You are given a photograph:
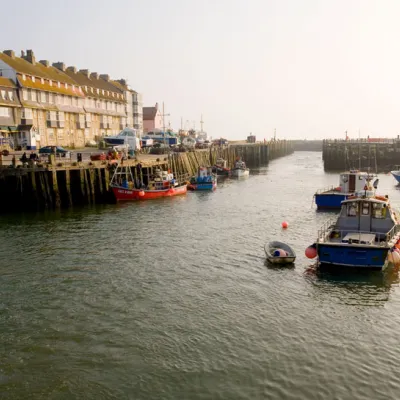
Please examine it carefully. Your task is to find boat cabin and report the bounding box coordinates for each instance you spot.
[215,158,227,168]
[333,194,395,242]
[337,170,372,193]
[234,159,247,169]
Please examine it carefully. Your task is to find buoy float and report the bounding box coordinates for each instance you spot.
[273,249,287,257]
[305,245,317,259]
[139,190,145,197]
[282,221,289,229]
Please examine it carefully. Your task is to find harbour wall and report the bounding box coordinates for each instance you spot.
[323,139,400,172]
[0,141,294,212]
[292,140,323,151]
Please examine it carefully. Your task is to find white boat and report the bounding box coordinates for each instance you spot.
[231,158,249,177]
[264,241,296,264]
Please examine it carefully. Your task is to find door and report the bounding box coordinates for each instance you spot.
[349,174,356,192]
[359,201,371,232]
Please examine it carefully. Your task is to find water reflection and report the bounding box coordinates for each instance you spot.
[304,264,400,306]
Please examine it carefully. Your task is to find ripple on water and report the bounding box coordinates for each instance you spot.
[1,152,400,399]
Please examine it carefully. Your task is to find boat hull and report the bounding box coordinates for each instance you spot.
[212,166,230,176]
[232,169,249,178]
[317,243,389,269]
[391,172,400,183]
[315,193,348,209]
[112,185,187,201]
[188,182,216,191]
[266,256,296,264]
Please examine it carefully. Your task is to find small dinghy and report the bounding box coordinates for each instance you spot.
[264,241,296,264]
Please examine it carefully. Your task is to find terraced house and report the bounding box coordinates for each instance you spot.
[0,76,20,143]
[0,49,133,149]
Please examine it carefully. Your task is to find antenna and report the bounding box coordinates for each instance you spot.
[358,129,361,170]
[160,102,170,148]
[200,114,204,132]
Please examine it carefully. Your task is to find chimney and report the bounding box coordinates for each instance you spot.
[52,62,66,71]
[90,72,99,80]
[100,74,110,81]
[117,79,127,86]
[25,49,36,65]
[67,66,77,73]
[155,102,158,110]
[79,69,90,77]
[3,50,15,59]
[39,60,50,67]
[21,50,25,58]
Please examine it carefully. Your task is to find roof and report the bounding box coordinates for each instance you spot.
[0,77,16,88]
[18,74,85,97]
[143,105,158,120]
[0,52,77,85]
[63,70,126,102]
[110,80,128,91]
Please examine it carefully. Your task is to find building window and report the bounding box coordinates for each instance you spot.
[21,108,33,119]
[0,107,10,117]
[41,78,44,84]
[32,76,36,83]
[22,89,28,101]
[49,80,53,86]
[57,129,64,139]
[22,74,26,81]
[97,88,100,94]
[47,129,54,138]
[31,90,37,102]
[47,111,57,121]
[65,83,68,89]
[57,82,61,88]
[0,90,6,100]
[9,91,13,101]
[57,111,65,122]
[40,92,46,103]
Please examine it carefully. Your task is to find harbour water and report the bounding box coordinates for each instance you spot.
[1,151,400,399]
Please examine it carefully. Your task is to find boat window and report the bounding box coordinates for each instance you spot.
[347,202,358,217]
[372,203,386,219]
[361,202,370,215]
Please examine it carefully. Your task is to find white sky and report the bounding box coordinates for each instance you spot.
[2,0,400,140]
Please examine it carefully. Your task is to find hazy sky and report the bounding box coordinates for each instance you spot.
[2,0,400,140]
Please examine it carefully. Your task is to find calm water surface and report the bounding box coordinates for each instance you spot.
[1,151,400,399]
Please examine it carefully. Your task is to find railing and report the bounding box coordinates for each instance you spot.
[315,185,337,195]
[317,219,400,245]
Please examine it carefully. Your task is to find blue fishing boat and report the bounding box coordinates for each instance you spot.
[188,167,217,191]
[307,178,400,269]
[390,165,400,183]
[314,170,373,210]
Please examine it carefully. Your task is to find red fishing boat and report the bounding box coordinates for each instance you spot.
[110,164,187,201]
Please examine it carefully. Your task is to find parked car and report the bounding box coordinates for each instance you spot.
[39,146,70,158]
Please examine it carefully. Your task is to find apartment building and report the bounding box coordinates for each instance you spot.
[0,77,20,141]
[0,49,132,149]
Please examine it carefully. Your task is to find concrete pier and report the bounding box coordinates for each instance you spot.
[322,139,400,171]
[0,141,294,212]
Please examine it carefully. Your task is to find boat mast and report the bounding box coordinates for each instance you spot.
[200,114,204,132]
[358,128,361,170]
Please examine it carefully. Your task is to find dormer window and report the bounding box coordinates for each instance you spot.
[97,88,100,94]
[22,74,26,81]
[49,80,53,86]
[65,83,68,89]
[72,85,75,91]
[91,87,93,93]
[112,92,115,97]
[41,78,44,84]
[57,82,61,88]
[102,90,105,95]
[32,76,35,82]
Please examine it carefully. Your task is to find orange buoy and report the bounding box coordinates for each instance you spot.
[139,190,145,197]
[282,221,289,229]
[305,246,317,259]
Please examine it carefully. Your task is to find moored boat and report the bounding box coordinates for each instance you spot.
[307,178,400,269]
[188,167,217,191]
[211,158,231,176]
[390,165,400,184]
[111,164,187,201]
[314,170,375,210]
[265,241,296,264]
[231,158,249,177]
